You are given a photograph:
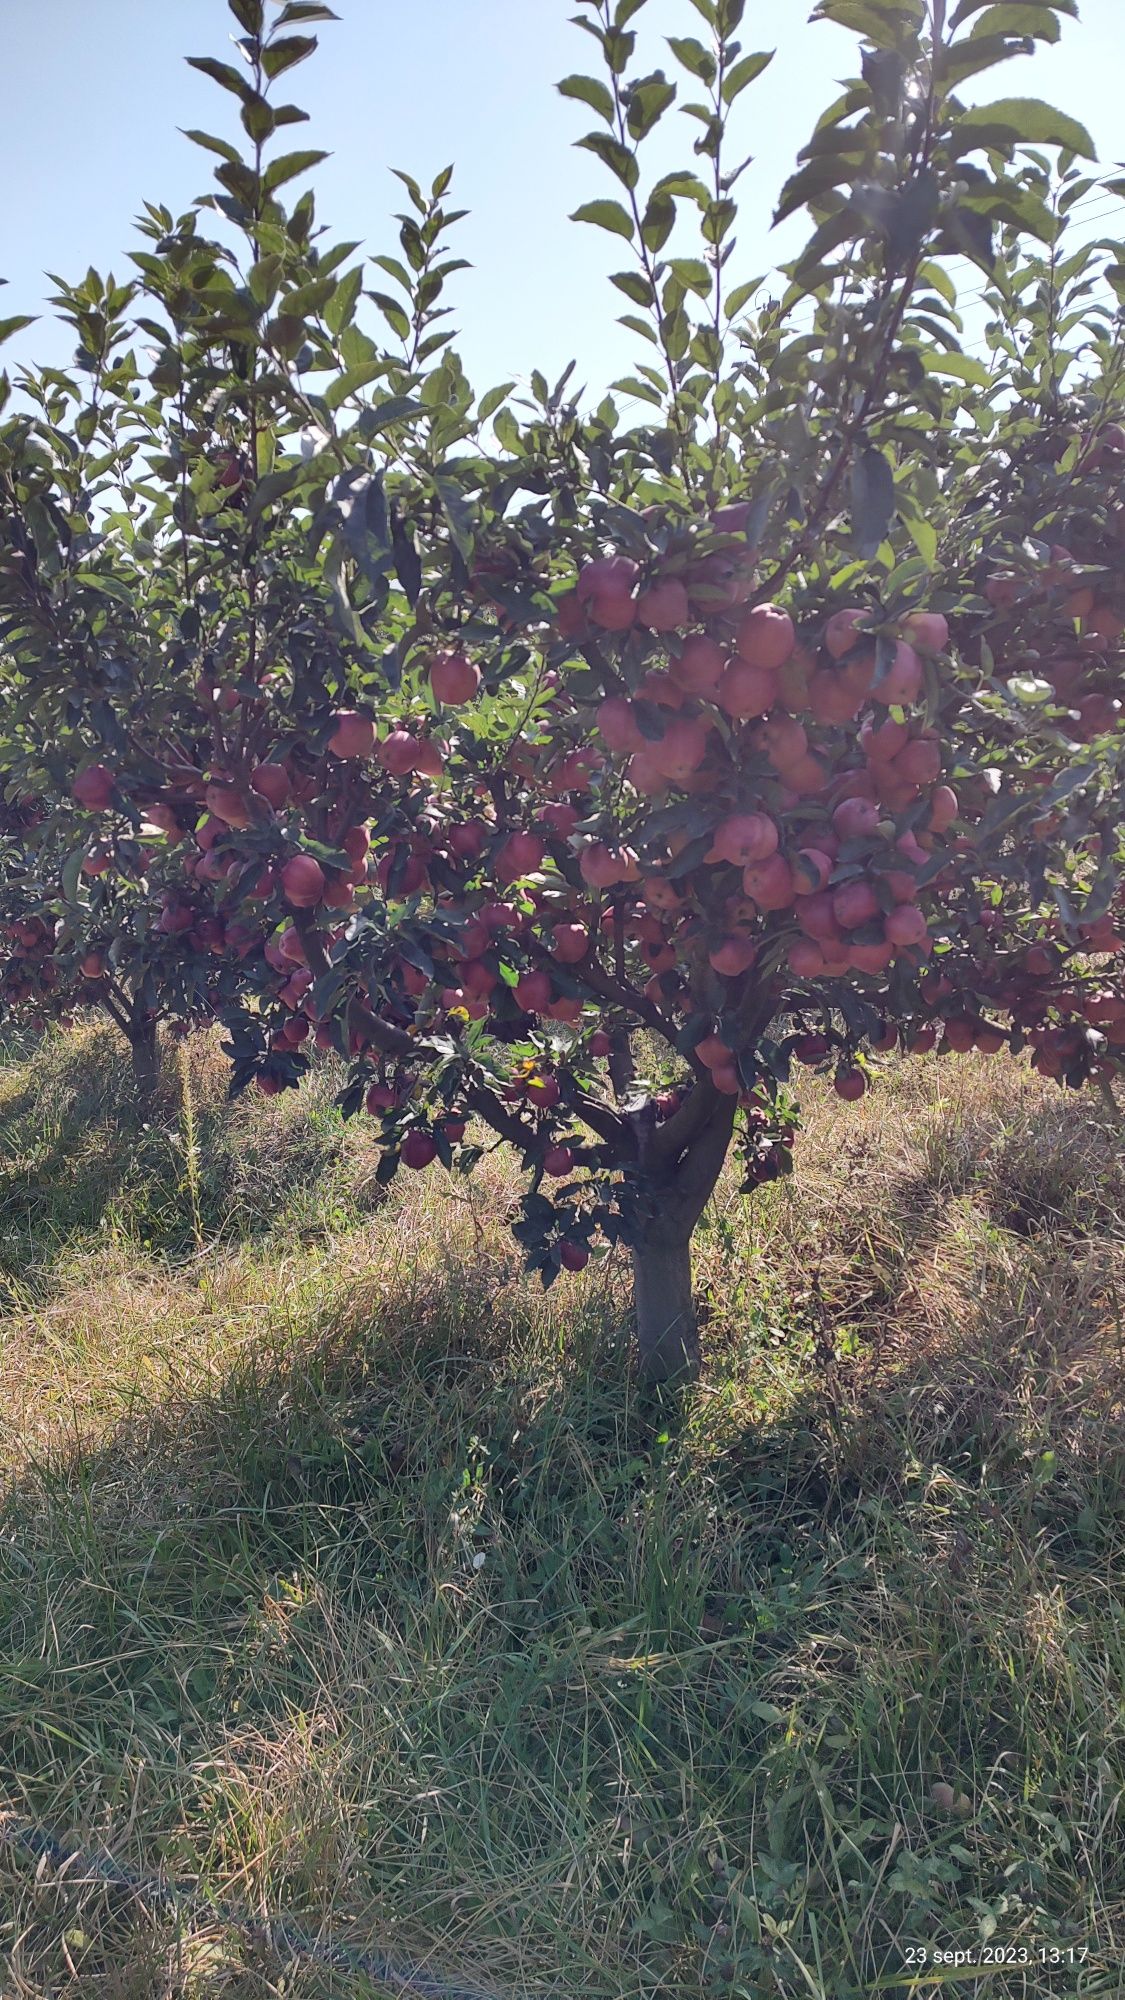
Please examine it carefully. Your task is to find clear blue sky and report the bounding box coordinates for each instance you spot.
[2,0,1122,399]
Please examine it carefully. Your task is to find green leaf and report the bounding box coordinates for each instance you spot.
[641,190,675,252]
[851,446,896,557]
[576,132,640,189]
[261,34,318,78]
[478,381,516,421]
[950,0,1074,25]
[724,277,759,319]
[612,375,664,405]
[668,257,712,296]
[652,170,710,204]
[245,465,302,523]
[557,73,615,122]
[368,291,411,341]
[263,148,328,193]
[360,395,424,434]
[493,408,522,453]
[276,2,340,20]
[324,264,364,335]
[181,128,243,165]
[186,56,254,103]
[666,36,716,83]
[902,511,938,564]
[570,199,634,241]
[610,269,655,306]
[968,5,1062,42]
[722,49,774,101]
[436,477,476,561]
[950,98,1096,161]
[617,313,658,344]
[921,349,990,386]
[0,314,35,345]
[626,73,677,140]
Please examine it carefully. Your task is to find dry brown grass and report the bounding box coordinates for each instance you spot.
[1,1026,1123,1997]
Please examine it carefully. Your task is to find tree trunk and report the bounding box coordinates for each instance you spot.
[632,1226,699,1383]
[628,1083,737,1385]
[129,1017,160,1101]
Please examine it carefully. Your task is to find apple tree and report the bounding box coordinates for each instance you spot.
[2,0,1124,1379]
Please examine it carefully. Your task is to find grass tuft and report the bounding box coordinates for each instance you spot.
[1,1028,1123,1995]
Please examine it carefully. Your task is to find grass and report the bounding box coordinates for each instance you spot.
[1,1021,1123,1997]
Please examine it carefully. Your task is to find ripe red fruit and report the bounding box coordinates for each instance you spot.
[250,763,290,809]
[650,716,710,783]
[758,712,808,771]
[709,933,758,977]
[525,1073,561,1107]
[552,923,589,964]
[559,1240,589,1272]
[832,881,880,930]
[671,634,727,694]
[789,937,827,977]
[696,1033,733,1070]
[641,876,684,913]
[736,603,795,671]
[328,710,376,760]
[597,696,644,754]
[80,950,105,978]
[741,852,794,912]
[580,841,633,889]
[81,846,111,877]
[497,831,545,881]
[281,855,326,908]
[589,1030,612,1058]
[401,1131,438,1170]
[576,554,640,630]
[412,738,444,781]
[794,1032,829,1064]
[205,782,253,830]
[515,971,553,1012]
[342,824,371,873]
[834,1066,867,1101]
[715,660,777,719]
[708,812,779,867]
[832,797,881,842]
[543,1144,575,1177]
[797,892,844,943]
[902,610,948,656]
[793,847,832,893]
[895,738,942,788]
[875,642,923,706]
[943,1017,980,1054]
[430,651,481,705]
[884,903,929,948]
[72,764,115,811]
[555,588,589,641]
[379,730,420,776]
[635,578,689,632]
[824,608,871,660]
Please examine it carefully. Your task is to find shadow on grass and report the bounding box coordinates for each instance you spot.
[0,1022,375,1290]
[1,1215,1123,1999]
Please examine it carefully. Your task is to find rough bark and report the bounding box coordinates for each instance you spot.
[129,1016,161,1100]
[630,1084,737,1384]
[632,1226,699,1383]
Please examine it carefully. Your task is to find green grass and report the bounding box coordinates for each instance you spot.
[1,1021,1123,1996]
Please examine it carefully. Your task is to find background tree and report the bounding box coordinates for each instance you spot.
[2,0,1123,1379]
